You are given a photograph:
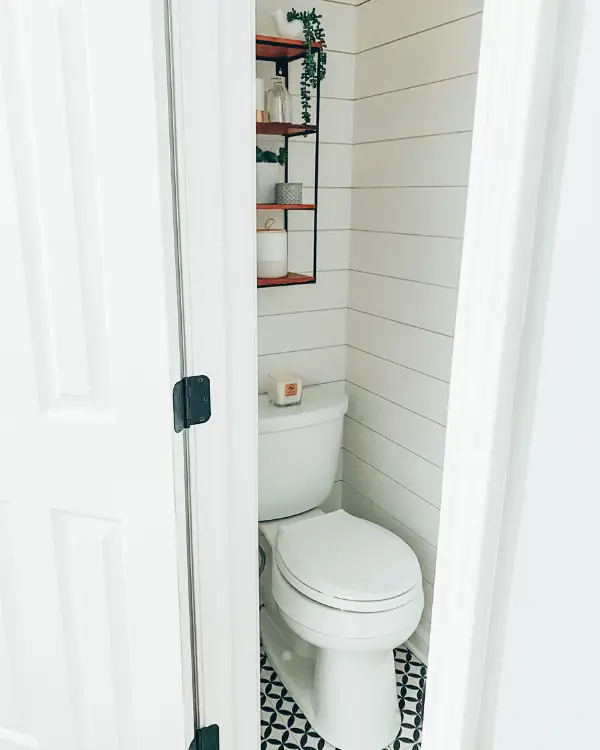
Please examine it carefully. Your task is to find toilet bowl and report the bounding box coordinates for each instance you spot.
[260,509,424,750]
[258,383,424,750]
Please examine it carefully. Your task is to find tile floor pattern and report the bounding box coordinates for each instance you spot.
[260,645,426,750]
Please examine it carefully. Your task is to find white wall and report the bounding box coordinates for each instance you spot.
[342,0,483,657]
[476,2,600,746]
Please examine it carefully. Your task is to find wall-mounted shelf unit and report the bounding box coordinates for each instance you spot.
[256,34,322,289]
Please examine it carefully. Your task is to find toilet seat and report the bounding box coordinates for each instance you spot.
[275,552,421,613]
[275,510,422,613]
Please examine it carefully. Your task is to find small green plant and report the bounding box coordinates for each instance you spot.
[287,8,327,127]
[256,146,287,165]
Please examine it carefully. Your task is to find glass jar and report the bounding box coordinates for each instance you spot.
[266,76,292,124]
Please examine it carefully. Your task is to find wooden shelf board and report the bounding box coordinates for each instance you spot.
[257,122,316,137]
[256,35,322,62]
[257,203,315,211]
[257,273,315,288]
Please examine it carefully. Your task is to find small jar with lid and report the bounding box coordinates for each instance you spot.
[257,219,288,278]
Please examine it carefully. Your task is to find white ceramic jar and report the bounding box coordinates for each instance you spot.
[257,222,288,278]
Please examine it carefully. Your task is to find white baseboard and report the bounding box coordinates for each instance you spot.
[406,620,430,666]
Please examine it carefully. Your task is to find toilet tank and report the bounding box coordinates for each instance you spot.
[258,383,349,521]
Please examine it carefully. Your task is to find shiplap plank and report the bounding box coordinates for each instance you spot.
[342,450,440,546]
[347,309,453,382]
[355,15,482,99]
[351,231,463,288]
[353,133,472,187]
[358,0,483,53]
[344,417,443,507]
[346,382,446,467]
[347,346,449,425]
[258,309,347,355]
[349,271,458,336]
[352,186,468,237]
[354,75,478,143]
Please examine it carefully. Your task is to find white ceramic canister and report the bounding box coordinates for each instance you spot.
[257,219,288,279]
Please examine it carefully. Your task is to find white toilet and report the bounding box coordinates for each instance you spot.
[259,382,424,750]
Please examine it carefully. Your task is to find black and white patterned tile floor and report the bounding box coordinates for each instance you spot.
[260,645,426,750]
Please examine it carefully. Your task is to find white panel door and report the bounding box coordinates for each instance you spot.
[0,1,188,749]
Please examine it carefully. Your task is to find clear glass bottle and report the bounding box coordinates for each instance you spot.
[266,76,292,124]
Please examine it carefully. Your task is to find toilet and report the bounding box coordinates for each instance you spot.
[259,382,424,750]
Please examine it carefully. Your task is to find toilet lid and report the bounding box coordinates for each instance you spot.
[275,510,422,609]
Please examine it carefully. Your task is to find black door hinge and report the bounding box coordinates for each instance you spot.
[173,375,211,432]
[188,724,219,750]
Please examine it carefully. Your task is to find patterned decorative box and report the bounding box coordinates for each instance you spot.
[276,182,303,205]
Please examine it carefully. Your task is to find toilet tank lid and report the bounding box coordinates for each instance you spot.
[258,382,349,434]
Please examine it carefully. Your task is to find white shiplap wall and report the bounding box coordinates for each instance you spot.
[342,0,483,658]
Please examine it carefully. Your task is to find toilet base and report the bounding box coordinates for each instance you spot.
[261,608,401,750]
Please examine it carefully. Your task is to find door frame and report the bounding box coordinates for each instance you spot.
[422,1,562,749]
[166,0,260,748]
[168,0,565,748]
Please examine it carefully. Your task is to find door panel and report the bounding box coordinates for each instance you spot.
[0,1,188,748]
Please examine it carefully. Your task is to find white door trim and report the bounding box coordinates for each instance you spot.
[167,0,260,748]
[422,2,561,749]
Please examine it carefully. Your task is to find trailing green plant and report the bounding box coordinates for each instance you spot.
[256,146,287,165]
[286,8,327,127]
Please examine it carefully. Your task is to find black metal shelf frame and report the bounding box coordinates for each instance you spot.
[256,37,322,288]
